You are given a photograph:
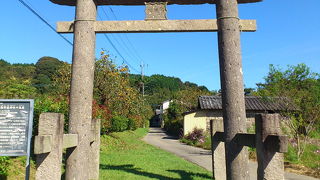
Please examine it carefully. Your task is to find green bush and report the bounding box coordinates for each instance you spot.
[111,116,128,132]
[34,95,69,134]
[127,118,137,130]
[0,156,10,177]
[164,120,183,137]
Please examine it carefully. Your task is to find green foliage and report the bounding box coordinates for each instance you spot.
[163,86,213,135]
[50,53,154,133]
[0,59,35,80]
[0,59,10,66]
[33,56,64,93]
[145,74,183,95]
[256,63,320,160]
[129,74,211,107]
[0,78,37,99]
[33,95,69,134]
[93,53,153,132]
[0,156,10,176]
[127,118,137,131]
[51,62,71,96]
[164,119,183,136]
[111,116,129,132]
[257,64,320,135]
[285,143,320,170]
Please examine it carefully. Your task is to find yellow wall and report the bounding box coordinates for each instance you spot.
[183,111,208,135]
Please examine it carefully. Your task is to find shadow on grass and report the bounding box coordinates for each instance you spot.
[100,164,212,180]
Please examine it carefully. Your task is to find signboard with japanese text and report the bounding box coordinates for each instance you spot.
[0,100,34,157]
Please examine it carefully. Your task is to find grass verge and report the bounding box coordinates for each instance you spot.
[100,128,212,180]
[2,156,35,180]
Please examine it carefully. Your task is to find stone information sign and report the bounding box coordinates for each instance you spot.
[0,100,33,156]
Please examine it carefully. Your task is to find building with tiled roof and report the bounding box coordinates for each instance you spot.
[183,96,296,135]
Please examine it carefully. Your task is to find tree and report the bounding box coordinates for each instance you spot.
[0,78,37,99]
[94,52,153,132]
[163,86,214,135]
[52,62,71,96]
[33,56,64,93]
[256,63,320,159]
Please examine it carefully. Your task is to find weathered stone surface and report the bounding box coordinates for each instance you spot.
[89,119,101,180]
[63,134,78,149]
[34,135,52,154]
[65,0,96,179]
[216,0,249,179]
[49,0,262,6]
[35,113,64,180]
[255,114,286,180]
[145,2,167,20]
[210,119,226,180]
[57,19,257,33]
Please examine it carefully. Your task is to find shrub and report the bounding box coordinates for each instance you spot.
[164,119,183,137]
[0,156,10,177]
[111,116,128,132]
[183,128,205,145]
[34,95,69,134]
[127,118,137,130]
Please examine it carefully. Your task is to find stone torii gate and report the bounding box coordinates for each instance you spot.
[49,0,262,179]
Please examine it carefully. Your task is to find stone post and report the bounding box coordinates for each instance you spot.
[89,119,101,180]
[35,113,64,180]
[65,0,97,179]
[216,0,249,179]
[210,119,226,180]
[255,114,285,180]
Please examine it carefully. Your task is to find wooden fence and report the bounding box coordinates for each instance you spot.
[34,113,100,180]
[210,113,288,180]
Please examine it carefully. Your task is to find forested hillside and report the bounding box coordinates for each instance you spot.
[0,55,212,134]
[129,74,210,107]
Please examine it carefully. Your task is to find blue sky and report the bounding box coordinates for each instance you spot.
[0,0,319,90]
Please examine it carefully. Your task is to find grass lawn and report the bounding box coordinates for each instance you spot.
[99,128,212,180]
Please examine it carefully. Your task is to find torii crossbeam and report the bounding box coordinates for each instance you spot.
[50,0,261,6]
[47,0,262,180]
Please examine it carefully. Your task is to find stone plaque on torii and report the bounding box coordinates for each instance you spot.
[49,0,262,180]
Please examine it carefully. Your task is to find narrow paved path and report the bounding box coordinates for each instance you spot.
[143,128,318,180]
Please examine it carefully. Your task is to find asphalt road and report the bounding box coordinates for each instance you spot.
[143,128,318,180]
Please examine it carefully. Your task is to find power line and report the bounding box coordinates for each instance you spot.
[100,7,141,65]
[18,0,140,73]
[104,7,147,64]
[97,14,139,73]
[103,33,140,73]
[17,0,73,46]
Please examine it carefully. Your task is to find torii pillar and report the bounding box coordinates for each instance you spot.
[66,0,96,179]
[216,1,250,179]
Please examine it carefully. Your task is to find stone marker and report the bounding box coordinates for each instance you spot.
[35,113,64,180]
[255,114,286,180]
[210,119,226,180]
[89,118,101,180]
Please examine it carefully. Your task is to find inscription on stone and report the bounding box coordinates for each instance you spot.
[0,101,31,156]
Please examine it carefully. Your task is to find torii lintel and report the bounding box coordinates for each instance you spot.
[57,19,257,33]
[49,0,262,6]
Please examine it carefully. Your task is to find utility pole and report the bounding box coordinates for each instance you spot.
[140,62,145,97]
